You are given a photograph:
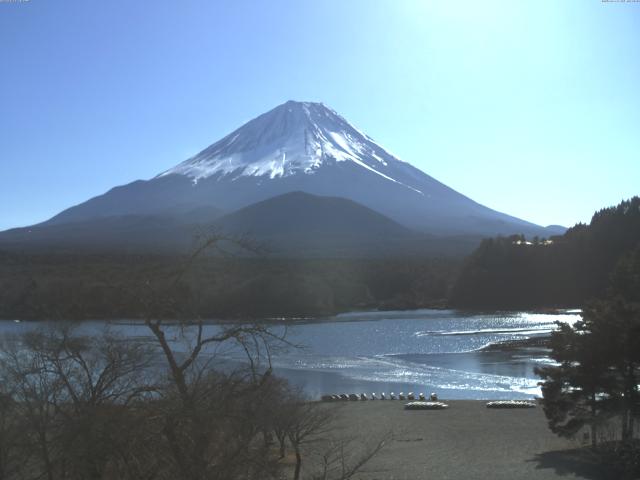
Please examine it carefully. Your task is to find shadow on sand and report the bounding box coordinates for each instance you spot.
[529,448,623,480]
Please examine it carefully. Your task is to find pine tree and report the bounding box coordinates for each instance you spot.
[536,247,640,448]
[535,319,615,448]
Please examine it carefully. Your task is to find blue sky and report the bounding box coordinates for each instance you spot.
[1,0,638,231]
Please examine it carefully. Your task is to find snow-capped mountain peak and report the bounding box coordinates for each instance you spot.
[30,100,555,239]
[159,100,417,192]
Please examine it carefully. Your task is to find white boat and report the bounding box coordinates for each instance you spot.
[404,401,449,410]
[486,400,536,409]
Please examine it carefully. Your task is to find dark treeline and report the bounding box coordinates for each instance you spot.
[451,197,640,309]
[3,196,639,319]
[535,237,640,477]
[0,253,460,320]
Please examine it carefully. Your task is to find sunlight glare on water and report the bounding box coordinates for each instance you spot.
[0,309,580,400]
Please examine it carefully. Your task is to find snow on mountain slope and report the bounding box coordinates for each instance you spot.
[34,100,560,238]
[159,101,422,194]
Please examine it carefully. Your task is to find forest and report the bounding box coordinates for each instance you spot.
[0,252,458,320]
[535,216,640,477]
[2,197,639,320]
[450,197,640,309]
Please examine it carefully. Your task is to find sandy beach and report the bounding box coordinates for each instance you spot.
[319,400,614,480]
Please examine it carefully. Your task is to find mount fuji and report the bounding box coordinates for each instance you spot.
[1,101,563,254]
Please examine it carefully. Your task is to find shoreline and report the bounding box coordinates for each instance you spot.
[0,306,581,324]
[479,334,552,351]
[324,400,608,479]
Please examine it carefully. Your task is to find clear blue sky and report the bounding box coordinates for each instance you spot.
[1,0,638,231]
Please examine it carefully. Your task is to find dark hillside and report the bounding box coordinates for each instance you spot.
[0,252,460,320]
[451,197,640,309]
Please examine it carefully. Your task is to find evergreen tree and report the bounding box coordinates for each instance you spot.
[535,319,616,448]
[452,196,640,309]
[537,248,640,449]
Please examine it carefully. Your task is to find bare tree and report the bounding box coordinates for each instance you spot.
[0,391,28,480]
[0,325,158,480]
[308,432,391,480]
[0,330,64,480]
[137,233,293,480]
[277,397,390,480]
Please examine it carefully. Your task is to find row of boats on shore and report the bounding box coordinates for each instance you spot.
[321,393,537,409]
[321,392,438,402]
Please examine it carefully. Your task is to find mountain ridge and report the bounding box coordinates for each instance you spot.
[2,100,565,253]
[0,192,483,257]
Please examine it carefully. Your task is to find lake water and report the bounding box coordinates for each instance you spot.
[0,309,580,400]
